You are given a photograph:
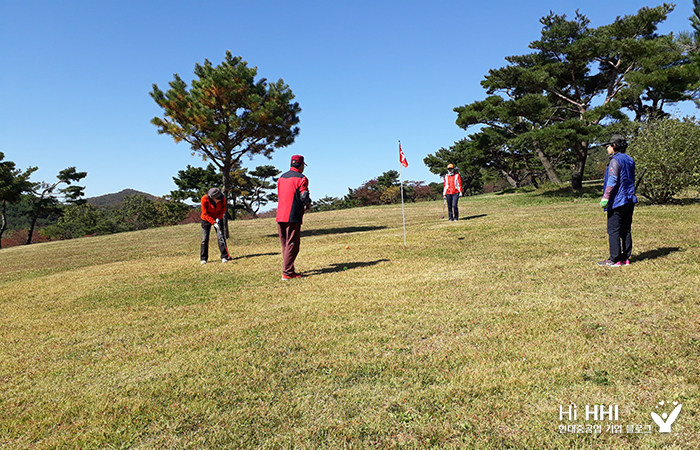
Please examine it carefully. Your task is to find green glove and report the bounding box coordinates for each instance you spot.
[600,198,609,208]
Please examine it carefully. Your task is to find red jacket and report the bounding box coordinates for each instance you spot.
[276,168,311,223]
[200,194,226,224]
[443,173,462,196]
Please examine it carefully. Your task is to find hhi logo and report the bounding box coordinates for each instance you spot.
[559,404,619,421]
[651,401,682,433]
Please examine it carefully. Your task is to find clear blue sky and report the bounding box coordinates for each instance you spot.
[1,0,697,204]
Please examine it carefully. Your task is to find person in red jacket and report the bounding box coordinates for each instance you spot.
[200,187,232,264]
[276,155,312,280]
[443,164,463,221]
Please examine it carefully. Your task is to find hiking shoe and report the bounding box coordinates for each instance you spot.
[200,260,207,265]
[597,259,621,267]
[282,273,303,280]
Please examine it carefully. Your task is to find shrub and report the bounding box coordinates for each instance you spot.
[41,204,112,239]
[629,117,700,203]
[117,195,190,230]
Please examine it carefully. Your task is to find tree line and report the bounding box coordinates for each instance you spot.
[0,149,443,248]
[0,155,192,248]
[424,3,700,198]
[0,155,88,248]
[4,3,700,249]
[311,170,442,212]
[0,156,289,248]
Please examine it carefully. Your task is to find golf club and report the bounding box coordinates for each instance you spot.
[214,220,232,260]
[441,198,446,219]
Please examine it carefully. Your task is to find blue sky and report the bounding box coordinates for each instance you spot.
[1,0,697,204]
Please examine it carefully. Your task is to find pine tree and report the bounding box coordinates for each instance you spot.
[24,167,87,244]
[454,4,699,189]
[151,52,301,232]
[0,153,36,248]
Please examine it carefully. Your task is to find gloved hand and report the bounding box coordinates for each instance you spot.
[213,219,221,233]
[600,199,608,208]
[443,195,446,200]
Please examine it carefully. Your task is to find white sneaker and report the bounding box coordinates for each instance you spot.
[222,258,231,263]
[200,260,207,265]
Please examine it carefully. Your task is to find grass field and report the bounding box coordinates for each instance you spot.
[1,188,699,449]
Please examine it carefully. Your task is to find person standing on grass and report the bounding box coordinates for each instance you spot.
[598,134,637,267]
[443,164,462,221]
[200,187,232,264]
[277,155,312,280]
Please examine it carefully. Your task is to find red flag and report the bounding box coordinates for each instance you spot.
[399,142,408,168]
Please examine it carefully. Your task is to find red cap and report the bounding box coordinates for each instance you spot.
[291,155,307,166]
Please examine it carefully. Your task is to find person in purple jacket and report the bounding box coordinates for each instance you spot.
[598,135,637,267]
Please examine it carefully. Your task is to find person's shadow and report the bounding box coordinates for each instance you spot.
[265,226,387,238]
[633,247,682,262]
[457,214,487,221]
[303,259,389,276]
[231,252,280,261]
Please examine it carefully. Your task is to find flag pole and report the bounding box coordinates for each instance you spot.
[399,140,407,248]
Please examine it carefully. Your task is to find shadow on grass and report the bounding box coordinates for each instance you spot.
[304,259,389,276]
[231,252,280,261]
[633,247,682,262]
[459,214,487,221]
[266,226,388,238]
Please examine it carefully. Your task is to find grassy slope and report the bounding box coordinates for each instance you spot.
[1,191,698,449]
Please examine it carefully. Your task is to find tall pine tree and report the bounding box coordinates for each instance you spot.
[151,52,301,233]
[454,4,699,189]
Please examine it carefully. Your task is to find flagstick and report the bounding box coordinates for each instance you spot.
[400,145,407,248]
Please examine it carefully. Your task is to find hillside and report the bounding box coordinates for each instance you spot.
[86,188,157,207]
[1,190,698,449]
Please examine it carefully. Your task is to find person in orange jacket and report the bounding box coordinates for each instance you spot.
[443,164,462,221]
[200,187,232,264]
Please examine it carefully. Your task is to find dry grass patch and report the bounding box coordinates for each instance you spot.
[1,192,698,449]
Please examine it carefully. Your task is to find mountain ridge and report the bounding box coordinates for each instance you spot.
[86,189,158,207]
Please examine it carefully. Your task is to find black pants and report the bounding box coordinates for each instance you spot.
[607,203,634,263]
[200,220,229,261]
[445,193,459,220]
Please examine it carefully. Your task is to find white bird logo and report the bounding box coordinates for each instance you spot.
[651,402,682,433]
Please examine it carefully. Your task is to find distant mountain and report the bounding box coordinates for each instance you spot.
[86,189,158,208]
